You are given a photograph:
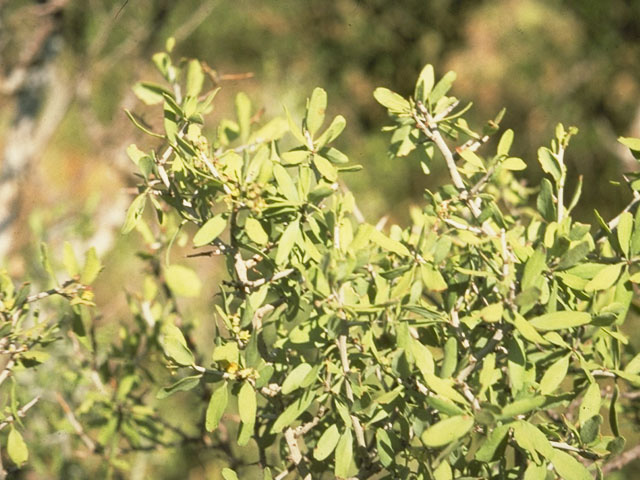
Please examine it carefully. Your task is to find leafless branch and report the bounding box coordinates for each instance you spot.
[56,393,97,452]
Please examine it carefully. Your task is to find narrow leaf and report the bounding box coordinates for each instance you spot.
[617,211,633,257]
[165,264,202,298]
[305,87,327,137]
[540,355,570,395]
[334,429,353,478]
[276,219,300,265]
[421,415,474,447]
[529,311,591,331]
[314,424,340,461]
[8,427,28,466]
[245,217,269,245]
[194,214,226,247]
[205,382,229,432]
[281,363,313,395]
[373,88,410,114]
[238,382,257,425]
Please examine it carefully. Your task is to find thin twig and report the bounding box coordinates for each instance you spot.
[0,396,40,431]
[337,335,367,448]
[56,393,97,452]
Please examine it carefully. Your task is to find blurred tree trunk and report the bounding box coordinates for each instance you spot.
[0,0,72,261]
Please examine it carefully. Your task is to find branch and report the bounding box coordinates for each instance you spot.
[337,335,367,448]
[283,427,311,480]
[56,393,97,452]
[602,443,640,475]
[0,396,40,431]
[412,109,465,191]
[413,103,496,237]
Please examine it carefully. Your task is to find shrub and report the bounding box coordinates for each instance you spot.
[3,39,640,479]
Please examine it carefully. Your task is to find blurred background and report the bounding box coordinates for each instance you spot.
[1,0,640,478]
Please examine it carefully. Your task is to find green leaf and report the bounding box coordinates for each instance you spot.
[165,264,202,298]
[236,92,251,141]
[609,385,620,437]
[415,64,435,102]
[373,87,410,114]
[205,382,228,432]
[618,136,640,152]
[376,428,395,467]
[428,71,457,105]
[313,155,338,182]
[157,375,201,399]
[212,342,239,364]
[132,82,171,105]
[185,59,205,98]
[624,352,640,375]
[314,424,340,461]
[421,265,447,292]
[557,241,591,270]
[284,105,307,145]
[538,147,561,182]
[273,164,300,203]
[8,427,28,466]
[423,372,467,405]
[315,115,347,148]
[122,193,147,234]
[529,311,591,331]
[512,421,554,461]
[580,414,602,444]
[133,81,170,105]
[440,337,458,378]
[160,323,194,366]
[238,382,257,425]
[540,355,570,395]
[281,150,310,165]
[80,247,101,285]
[368,226,410,257]
[221,468,239,480]
[194,214,226,247]
[125,109,164,138]
[524,463,548,480]
[579,382,601,427]
[497,129,514,156]
[334,429,353,478]
[502,157,527,171]
[537,178,556,222]
[305,87,327,137]
[475,424,510,462]
[522,249,546,291]
[459,148,485,170]
[321,146,349,164]
[250,117,288,143]
[421,415,474,447]
[617,212,633,257]
[501,396,546,418]
[281,363,313,395]
[584,263,623,292]
[433,461,452,480]
[512,314,549,345]
[245,217,269,245]
[276,218,300,265]
[549,449,592,480]
[271,390,315,433]
[63,241,80,277]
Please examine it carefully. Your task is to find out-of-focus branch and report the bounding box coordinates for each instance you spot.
[56,393,97,452]
[602,444,640,475]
